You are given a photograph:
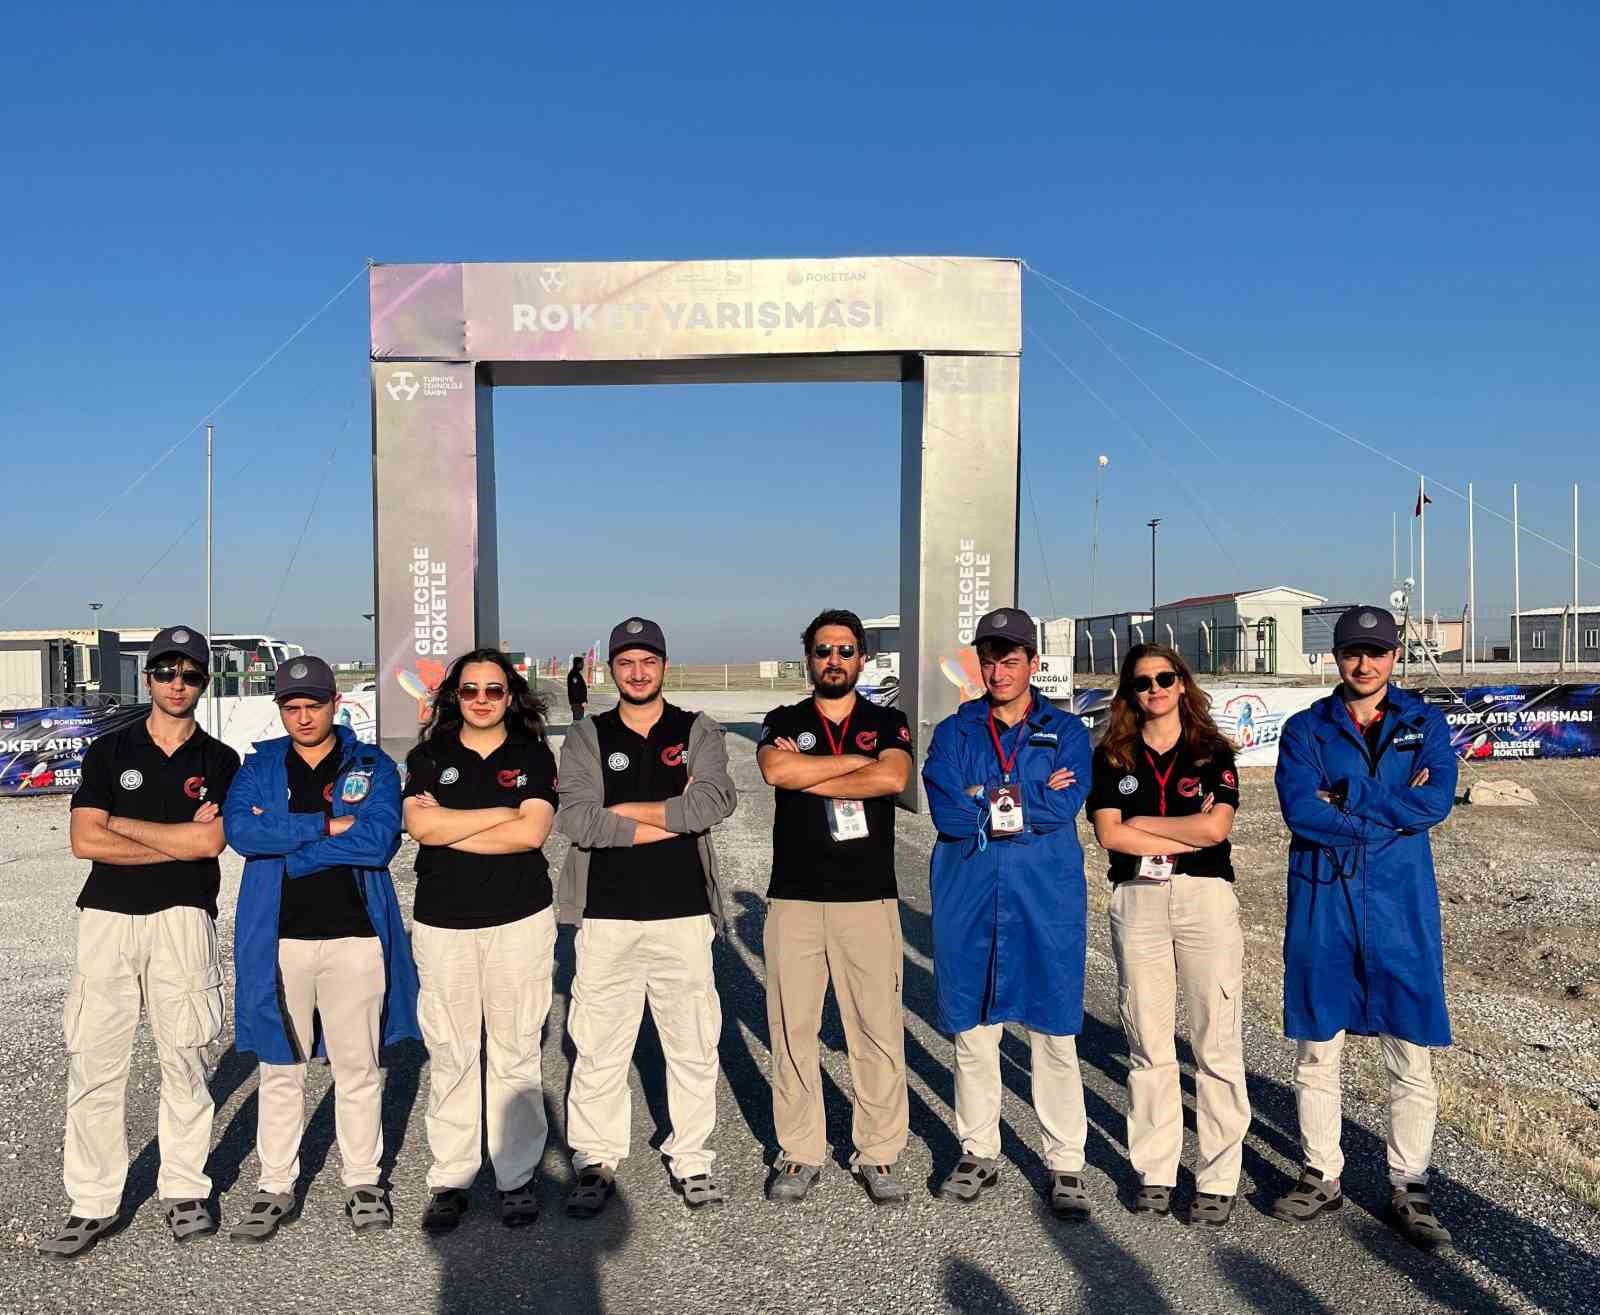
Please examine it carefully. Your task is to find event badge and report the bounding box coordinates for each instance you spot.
[826,798,869,841]
[1137,854,1175,882]
[989,783,1025,835]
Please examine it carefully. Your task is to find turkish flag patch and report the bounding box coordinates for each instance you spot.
[1221,769,1237,788]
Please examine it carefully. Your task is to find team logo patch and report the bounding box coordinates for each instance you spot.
[288,661,309,679]
[1221,769,1237,788]
[607,752,630,771]
[625,620,644,634]
[340,772,371,804]
[1177,776,1203,798]
[855,730,878,752]
[1359,611,1378,629]
[119,769,144,790]
[438,766,461,785]
[898,724,911,743]
[796,732,817,751]
[1117,775,1139,796]
[660,744,685,768]
[183,775,206,800]
[497,768,527,789]
[992,611,1009,626]
[172,628,190,643]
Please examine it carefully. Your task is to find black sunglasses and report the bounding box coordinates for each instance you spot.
[811,643,857,659]
[458,683,507,702]
[148,666,208,689]
[1132,671,1179,694]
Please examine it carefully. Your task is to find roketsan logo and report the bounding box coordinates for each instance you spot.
[386,370,420,401]
[539,266,564,294]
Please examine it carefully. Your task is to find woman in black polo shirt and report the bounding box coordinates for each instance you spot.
[403,649,559,1232]
[1088,644,1250,1226]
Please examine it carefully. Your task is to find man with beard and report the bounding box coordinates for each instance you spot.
[40,626,239,1258]
[556,617,738,1216]
[757,609,914,1205]
[1272,606,1459,1247]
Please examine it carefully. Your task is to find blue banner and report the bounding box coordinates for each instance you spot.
[1424,684,1600,762]
[0,705,145,796]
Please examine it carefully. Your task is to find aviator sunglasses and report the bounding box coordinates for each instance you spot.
[458,683,508,702]
[811,643,857,659]
[1132,671,1179,694]
[148,665,208,689]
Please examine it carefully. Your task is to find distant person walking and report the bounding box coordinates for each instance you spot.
[556,618,738,1216]
[922,608,1096,1218]
[757,609,914,1205]
[1088,644,1249,1226]
[403,649,560,1232]
[40,626,239,1259]
[568,655,589,723]
[223,657,419,1242]
[1272,606,1459,1247]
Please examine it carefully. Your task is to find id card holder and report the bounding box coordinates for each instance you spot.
[988,783,1025,835]
[826,798,869,841]
[1137,854,1175,882]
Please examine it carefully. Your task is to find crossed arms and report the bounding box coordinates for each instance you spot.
[70,801,226,864]
[757,739,912,799]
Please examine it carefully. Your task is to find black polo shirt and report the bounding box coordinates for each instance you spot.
[760,695,914,902]
[71,718,240,919]
[403,729,559,929]
[585,704,709,921]
[279,747,374,940]
[1088,739,1241,884]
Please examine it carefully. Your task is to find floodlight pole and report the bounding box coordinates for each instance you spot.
[1147,517,1162,614]
[205,424,214,735]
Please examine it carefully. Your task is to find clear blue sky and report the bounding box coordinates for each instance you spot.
[4,1,1596,662]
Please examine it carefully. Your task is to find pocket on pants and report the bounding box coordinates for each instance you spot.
[62,974,88,1053]
[176,963,226,1050]
[1213,977,1240,1045]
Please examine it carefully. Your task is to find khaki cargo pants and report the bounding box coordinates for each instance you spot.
[1295,1031,1437,1186]
[62,907,225,1218]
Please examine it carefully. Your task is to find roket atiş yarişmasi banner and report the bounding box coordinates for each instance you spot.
[2,695,376,797]
[1426,684,1600,762]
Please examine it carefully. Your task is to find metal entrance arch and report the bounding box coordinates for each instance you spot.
[369,257,1021,808]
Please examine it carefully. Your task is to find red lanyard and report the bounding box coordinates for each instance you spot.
[817,707,853,756]
[1143,748,1177,816]
[987,700,1032,781]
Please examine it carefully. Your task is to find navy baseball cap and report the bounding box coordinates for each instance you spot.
[608,616,667,660]
[146,625,209,669]
[274,655,338,703]
[1332,606,1400,653]
[973,608,1036,650]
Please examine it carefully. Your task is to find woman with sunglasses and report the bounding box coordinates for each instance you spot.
[1087,644,1250,1226]
[402,649,560,1232]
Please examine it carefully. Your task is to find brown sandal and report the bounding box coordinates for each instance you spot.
[1189,1192,1235,1227]
[1135,1184,1172,1216]
[1390,1183,1452,1247]
[1273,1167,1343,1221]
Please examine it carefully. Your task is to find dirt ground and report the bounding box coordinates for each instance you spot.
[1083,758,1600,1208]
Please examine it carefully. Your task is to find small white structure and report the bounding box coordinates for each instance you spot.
[1155,587,1326,676]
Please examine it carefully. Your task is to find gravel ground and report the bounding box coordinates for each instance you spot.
[1,692,1597,1314]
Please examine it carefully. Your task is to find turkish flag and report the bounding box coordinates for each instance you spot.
[1414,490,1433,517]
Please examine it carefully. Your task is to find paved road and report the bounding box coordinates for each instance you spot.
[2,691,1596,1313]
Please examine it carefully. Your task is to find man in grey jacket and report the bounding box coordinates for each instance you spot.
[556,617,738,1217]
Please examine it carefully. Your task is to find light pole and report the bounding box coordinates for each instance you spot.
[1089,454,1108,616]
[87,601,103,631]
[1147,517,1162,614]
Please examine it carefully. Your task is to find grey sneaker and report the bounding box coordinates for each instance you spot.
[37,1214,119,1261]
[766,1155,821,1203]
[229,1190,297,1244]
[853,1158,909,1205]
[939,1156,1000,1203]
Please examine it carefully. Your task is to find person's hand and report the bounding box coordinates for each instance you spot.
[1200,793,1215,814]
[773,737,800,753]
[329,815,355,836]
[1315,789,1333,804]
[251,805,264,816]
[1047,768,1076,791]
[964,784,984,798]
[1410,767,1430,788]
[192,801,219,823]
[411,791,439,809]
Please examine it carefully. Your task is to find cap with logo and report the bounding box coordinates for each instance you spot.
[1332,605,1400,653]
[274,655,339,703]
[973,608,1036,650]
[608,616,667,661]
[146,625,210,669]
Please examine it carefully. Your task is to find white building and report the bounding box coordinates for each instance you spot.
[1154,587,1326,676]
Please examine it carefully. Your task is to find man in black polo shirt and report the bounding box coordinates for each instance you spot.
[556,618,739,1217]
[757,608,914,1205]
[41,625,238,1259]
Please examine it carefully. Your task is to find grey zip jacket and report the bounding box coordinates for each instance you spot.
[555,707,738,931]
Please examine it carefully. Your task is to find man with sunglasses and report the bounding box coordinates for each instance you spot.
[923,608,1096,1216]
[556,618,738,1216]
[41,626,239,1259]
[1272,606,1458,1247]
[757,609,914,1205]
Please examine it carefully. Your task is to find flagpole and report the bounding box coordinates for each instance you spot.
[1467,481,1476,670]
[1419,476,1427,650]
[1575,483,1581,667]
[1513,482,1522,673]
[1392,512,1397,583]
